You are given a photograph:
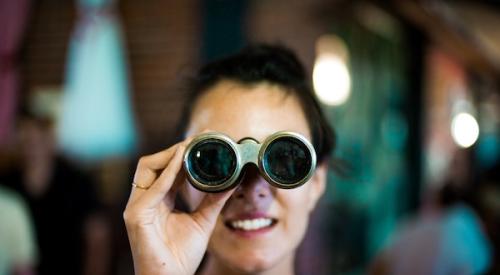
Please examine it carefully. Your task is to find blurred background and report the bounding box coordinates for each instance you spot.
[0,0,499,274]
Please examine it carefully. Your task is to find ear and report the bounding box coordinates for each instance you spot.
[307,161,328,212]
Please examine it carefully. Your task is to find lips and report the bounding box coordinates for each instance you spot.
[224,213,278,233]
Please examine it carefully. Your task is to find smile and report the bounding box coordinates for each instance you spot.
[225,217,278,232]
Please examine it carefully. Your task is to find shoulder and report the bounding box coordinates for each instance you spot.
[0,185,29,216]
[0,186,34,233]
[0,186,38,265]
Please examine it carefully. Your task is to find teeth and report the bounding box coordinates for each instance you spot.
[230,218,273,231]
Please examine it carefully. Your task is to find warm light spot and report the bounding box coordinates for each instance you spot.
[313,35,351,106]
[451,112,480,148]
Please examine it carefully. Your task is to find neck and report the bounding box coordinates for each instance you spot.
[199,253,295,275]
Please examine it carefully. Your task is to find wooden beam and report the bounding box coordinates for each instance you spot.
[394,0,500,80]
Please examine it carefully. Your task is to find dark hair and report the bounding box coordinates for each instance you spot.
[176,44,335,163]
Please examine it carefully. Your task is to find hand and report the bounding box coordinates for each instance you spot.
[123,141,234,275]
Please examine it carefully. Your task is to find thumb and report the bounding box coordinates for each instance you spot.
[191,189,235,233]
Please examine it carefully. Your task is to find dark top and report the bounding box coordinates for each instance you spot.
[0,156,100,275]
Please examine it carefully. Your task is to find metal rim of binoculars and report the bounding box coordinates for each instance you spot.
[183,131,317,193]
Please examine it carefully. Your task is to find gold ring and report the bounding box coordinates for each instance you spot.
[132,182,149,190]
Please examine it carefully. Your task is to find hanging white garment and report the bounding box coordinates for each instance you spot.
[58,0,137,161]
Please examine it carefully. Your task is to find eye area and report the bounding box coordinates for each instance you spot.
[185,132,314,191]
[262,136,312,185]
[187,139,237,186]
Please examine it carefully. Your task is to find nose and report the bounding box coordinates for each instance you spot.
[233,165,274,206]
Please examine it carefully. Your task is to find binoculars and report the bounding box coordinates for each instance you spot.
[183,131,317,192]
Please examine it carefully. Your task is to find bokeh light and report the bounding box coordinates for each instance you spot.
[451,112,480,148]
[313,35,351,106]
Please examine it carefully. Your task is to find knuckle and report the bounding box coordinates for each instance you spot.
[192,211,211,231]
[122,209,130,221]
[122,209,136,224]
[136,156,149,168]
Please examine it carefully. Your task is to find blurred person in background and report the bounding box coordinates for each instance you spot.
[0,185,37,275]
[0,110,110,275]
[370,149,493,275]
[473,164,500,274]
[123,44,335,275]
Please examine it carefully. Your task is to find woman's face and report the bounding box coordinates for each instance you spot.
[184,80,327,273]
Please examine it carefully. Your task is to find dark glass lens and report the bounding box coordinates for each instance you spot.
[188,139,237,186]
[262,137,312,185]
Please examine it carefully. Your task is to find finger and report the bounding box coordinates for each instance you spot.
[162,169,187,210]
[191,188,236,232]
[129,151,178,205]
[129,137,194,202]
[127,146,179,204]
[136,145,186,208]
[132,143,182,186]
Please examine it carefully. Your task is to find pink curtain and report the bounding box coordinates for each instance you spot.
[0,0,30,145]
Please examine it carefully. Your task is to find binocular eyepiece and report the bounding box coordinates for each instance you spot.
[183,131,317,192]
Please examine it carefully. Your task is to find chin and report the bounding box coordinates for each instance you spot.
[231,258,274,273]
[222,249,282,274]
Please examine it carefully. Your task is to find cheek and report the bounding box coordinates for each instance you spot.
[278,186,314,239]
[279,184,314,213]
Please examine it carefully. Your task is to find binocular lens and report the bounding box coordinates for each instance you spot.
[184,131,316,192]
[262,137,312,186]
[187,140,237,186]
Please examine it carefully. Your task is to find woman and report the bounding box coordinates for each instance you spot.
[124,44,335,275]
